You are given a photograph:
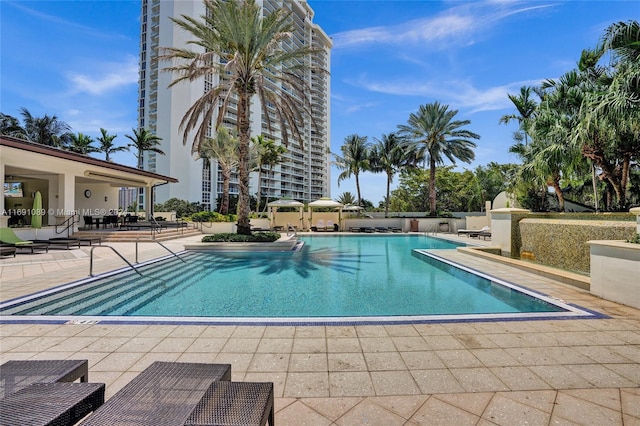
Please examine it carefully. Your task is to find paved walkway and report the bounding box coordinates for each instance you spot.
[1,233,639,425]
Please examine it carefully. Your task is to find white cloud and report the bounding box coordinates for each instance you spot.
[349,76,543,112]
[67,55,138,96]
[331,2,556,50]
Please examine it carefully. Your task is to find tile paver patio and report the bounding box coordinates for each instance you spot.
[1,233,639,425]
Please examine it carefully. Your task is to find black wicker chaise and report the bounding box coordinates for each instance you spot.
[0,359,89,398]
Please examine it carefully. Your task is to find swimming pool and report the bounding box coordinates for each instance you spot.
[0,235,598,325]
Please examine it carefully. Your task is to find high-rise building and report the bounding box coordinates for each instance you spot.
[139,0,331,210]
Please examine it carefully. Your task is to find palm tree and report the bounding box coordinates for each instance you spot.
[499,86,538,145]
[369,132,411,217]
[160,0,319,234]
[19,107,71,147]
[398,102,479,216]
[0,113,26,138]
[67,133,98,155]
[333,134,370,207]
[252,134,286,213]
[96,128,128,162]
[125,128,164,169]
[199,128,239,215]
[336,192,357,206]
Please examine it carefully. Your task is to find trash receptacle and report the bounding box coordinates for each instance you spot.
[410,219,419,232]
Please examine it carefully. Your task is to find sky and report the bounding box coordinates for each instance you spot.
[0,0,635,205]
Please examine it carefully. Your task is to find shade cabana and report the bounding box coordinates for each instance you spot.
[267,198,305,230]
[308,197,344,230]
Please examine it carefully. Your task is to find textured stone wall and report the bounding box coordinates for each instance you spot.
[519,217,636,274]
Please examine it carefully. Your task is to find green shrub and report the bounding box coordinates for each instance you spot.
[201,232,280,243]
[628,233,640,244]
[191,211,237,222]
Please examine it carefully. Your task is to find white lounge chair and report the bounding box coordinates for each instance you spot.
[457,226,490,237]
[312,219,325,232]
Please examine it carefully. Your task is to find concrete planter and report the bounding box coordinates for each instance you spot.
[588,240,640,309]
[198,222,236,234]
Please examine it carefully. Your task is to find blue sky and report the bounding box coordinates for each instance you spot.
[1,1,634,205]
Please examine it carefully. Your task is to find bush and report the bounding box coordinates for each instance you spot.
[201,232,280,243]
[191,211,237,222]
[628,233,640,244]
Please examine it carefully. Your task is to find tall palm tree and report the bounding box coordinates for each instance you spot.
[67,133,98,155]
[199,128,239,215]
[96,128,128,162]
[19,107,71,147]
[398,102,479,216]
[160,0,319,235]
[369,132,411,217]
[499,86,538,145]
[333,134,370,207]
[125,128,164,169]
[252,134,286,213]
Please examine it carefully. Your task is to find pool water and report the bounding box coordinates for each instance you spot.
[1,235,572,321]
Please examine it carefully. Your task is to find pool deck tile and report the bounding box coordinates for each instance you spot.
[1,232,640,424]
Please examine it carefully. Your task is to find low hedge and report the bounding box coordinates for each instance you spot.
[201,232,280,243]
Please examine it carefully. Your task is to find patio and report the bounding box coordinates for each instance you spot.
[1,233,638,425]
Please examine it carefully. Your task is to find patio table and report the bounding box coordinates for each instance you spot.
[0,359,88,398]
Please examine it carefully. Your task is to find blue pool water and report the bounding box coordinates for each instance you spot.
[1,235,574,322]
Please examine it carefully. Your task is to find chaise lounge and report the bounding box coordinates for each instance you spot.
[457,226,490,237]
[0,228,49,254]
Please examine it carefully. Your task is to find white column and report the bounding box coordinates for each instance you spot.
[630,207,640,234]
[0,162,8,228]
[490,208,530,257]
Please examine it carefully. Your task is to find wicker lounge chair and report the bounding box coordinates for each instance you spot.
[0,359,89,398]
[0,382,105,426]
[79,361,231,426]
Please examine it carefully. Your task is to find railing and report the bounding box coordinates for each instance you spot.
[55,215,78,237]
[89,245,142,277]
[286,223,298,238]
[425,223,439,236]
[135,239,186,264]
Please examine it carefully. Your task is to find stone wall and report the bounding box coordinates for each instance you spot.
[518,216,635,274]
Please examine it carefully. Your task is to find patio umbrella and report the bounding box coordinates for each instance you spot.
[267,198,304,229]
[31,190,43,237]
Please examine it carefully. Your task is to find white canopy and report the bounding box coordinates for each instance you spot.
[341,204,364,211]
[267,198,305,229]
[308,197,343,208]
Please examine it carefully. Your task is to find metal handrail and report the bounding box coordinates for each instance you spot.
[425,223,438,236]
[89,245,142,277]
[55,215,78,237]
[135,238,186,264]
[286,223,297,238]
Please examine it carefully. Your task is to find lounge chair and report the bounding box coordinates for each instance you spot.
[457,226,490,237]
[326,220,337,231]
[1,382,105,426]
[389,227,402,233]
[34,238,81,249]
[78,361,233,425]
[83,216,98,230]
[0,359,90,398]
[311,219,325,232]
[0,228,49,253]
[50,236,102,246]
[477,230,492,240]
[375,226,389,233]
[0,245,16,257]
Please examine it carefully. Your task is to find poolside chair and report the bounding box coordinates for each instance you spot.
[0,245,16,257]
[457,226,490,237]
[326,220,337,231]
[83,216,97,230]
[34,238,81,249]
[312,219,325,232]
[0,228,49,253]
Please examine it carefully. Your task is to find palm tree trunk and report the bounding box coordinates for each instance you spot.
[256,167,262,215]
[355,173,362,207]
[592,162,599,212]
[429,156,437,216]
[221,170,230,215]
[236,94,252,234]
[385,172,391,218]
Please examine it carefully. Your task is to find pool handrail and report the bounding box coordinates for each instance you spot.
[135,239,187,264]
[89,245,142,277]
[286,223,297,238]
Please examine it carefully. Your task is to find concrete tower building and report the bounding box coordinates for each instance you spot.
[138,0,332,210]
